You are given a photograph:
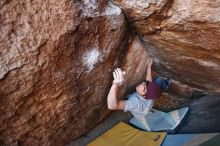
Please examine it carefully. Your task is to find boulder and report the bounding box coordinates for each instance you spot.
[1,0,220,145]
[112,0,220,93]
[0,0,128,145]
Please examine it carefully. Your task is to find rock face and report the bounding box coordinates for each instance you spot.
[113,0,220,93]
[0,0,128,145]
[120,36,150,96]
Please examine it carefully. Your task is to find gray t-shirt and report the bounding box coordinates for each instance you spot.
[124,92,154,113]
[124,92,154,130]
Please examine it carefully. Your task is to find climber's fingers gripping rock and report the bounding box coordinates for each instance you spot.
[113,68,126,86]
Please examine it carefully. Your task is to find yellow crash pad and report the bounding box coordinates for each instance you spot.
[87,122,167,146]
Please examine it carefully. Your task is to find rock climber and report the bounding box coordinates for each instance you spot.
[107,57,171,114]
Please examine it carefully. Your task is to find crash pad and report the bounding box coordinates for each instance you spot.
[87,122,167,146]
[129,107,189,132]
[162,133,220,146]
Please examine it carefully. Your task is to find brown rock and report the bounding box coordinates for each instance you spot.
[120,35,194,98]
[118,35,195,112]
[1,0,220,145]
[121,35,150,96]
[0,0,128,145]
[113,0,169,22]
[113,0,220,93]
[154,93,188,112]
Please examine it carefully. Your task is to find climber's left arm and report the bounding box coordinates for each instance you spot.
[146,57,153,82]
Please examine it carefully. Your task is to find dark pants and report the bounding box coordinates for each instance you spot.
[154,77,170,91]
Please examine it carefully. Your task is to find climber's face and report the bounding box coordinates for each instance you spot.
[136,81,147,96]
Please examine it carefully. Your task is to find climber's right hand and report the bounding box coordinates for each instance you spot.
[112,68,125,86]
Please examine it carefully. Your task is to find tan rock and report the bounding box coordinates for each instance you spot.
[1,0,220,145]
[0,0,127,145]
[113,0,220,93]
[113,0,169,21]
[121,35,150,95]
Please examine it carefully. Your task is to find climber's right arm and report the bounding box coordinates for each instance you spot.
[107,68,125,110]
[107,84,125,110]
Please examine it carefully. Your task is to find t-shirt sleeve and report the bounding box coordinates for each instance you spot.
[124,96,139,112]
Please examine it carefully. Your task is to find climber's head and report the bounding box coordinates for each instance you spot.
[136,81,147,96]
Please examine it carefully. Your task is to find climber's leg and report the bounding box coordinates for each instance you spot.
[154,77,171,91]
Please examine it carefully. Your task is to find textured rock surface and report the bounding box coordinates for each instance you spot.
[109,35,194,114]
[0,0,128,145]
[1,0,220,145]
[113,0,220,93]
[113,0,169,22]
[120,35,150,96]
